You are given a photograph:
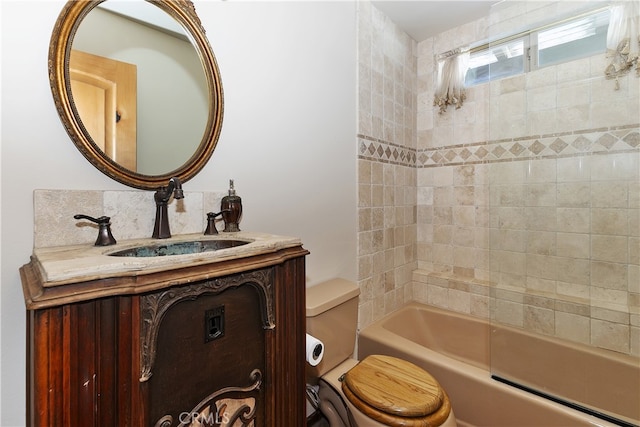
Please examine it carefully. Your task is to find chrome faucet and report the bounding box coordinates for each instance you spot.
[152,177,184,239]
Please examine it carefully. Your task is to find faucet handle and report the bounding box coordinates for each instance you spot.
[74,214,117,246]
[204,211,224,235]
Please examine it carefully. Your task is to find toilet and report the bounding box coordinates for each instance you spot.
[306,279,456,427]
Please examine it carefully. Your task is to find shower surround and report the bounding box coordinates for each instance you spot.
[356,1,639,422]
[413,0,639,359]
[358,0,639,360]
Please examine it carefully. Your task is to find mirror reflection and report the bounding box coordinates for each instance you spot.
[70,2,208,175]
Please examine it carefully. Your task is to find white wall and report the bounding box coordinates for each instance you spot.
[0,1,357,425]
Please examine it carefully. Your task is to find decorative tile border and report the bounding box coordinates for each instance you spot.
[357,134,417,167]
[358,124,640,168]
[418,125,639,167]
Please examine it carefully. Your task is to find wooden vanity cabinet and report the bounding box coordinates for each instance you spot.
[22,246,307,426]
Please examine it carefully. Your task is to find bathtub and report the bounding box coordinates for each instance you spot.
[358,302,639,427]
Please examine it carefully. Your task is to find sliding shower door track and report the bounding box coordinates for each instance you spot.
[491,375,638,427]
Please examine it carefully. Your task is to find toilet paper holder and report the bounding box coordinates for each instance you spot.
[306,333,324,366]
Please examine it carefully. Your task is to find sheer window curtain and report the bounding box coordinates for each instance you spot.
[433,50,470,114]
[605,0,639,89]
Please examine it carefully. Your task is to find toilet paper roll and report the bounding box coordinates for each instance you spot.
[305,333,324,366]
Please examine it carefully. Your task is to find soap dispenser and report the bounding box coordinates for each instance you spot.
[221,179,242,232]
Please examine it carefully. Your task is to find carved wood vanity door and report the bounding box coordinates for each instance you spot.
[69,49,137,171]
[139,268,281,427]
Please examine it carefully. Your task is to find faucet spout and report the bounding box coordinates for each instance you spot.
[169,177,184,200]
[152,177,184,239]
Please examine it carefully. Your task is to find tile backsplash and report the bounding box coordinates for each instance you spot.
[34,189,226,248]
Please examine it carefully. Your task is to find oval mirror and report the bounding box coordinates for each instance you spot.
[49,0,223,190]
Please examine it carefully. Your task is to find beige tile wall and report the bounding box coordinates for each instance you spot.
[357,1,417,329]
[412,0,639,356]
[34,189,225,248]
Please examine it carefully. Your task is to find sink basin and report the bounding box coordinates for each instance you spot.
[107,239,250,257]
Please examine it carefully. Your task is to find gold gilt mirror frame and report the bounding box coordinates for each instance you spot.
[49,0,224,190]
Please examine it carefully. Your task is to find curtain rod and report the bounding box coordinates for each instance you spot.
[438,48,468,60]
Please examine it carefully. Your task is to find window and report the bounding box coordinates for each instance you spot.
[537,9,609,68]
[464,8,609,86]
[466,38,526,86]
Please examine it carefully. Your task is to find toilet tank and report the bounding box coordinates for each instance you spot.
[306,278,360,379]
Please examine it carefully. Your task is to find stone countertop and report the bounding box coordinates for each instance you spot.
[31,231,302,288]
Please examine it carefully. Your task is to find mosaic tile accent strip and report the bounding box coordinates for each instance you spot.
[358,125,640,168]
[358,134,417,167]
[417,125,640,168]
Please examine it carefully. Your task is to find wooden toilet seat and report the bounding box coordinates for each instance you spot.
[341,355,452,426]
